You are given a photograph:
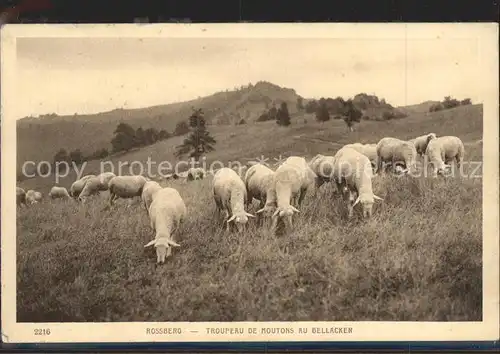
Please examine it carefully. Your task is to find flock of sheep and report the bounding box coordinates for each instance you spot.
[16,133,465,264]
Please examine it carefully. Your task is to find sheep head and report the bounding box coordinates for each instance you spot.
[352,193,383,218]
[272,205,300,231]
[144,238,180,264]
[256,203,277,218]
[227,211,256,231]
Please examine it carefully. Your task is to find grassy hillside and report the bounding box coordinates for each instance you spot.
[18,103,483,195]
[16,103,483,321]
[397,100,440,116]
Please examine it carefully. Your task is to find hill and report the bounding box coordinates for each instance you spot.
[16,82,408,175]
[16,81,303,171]
[16,103,484,322]
[397,100,440,116]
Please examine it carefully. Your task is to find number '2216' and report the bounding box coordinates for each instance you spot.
[34,329,51,335]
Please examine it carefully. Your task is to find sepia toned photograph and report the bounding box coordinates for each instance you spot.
[1,23,498,343]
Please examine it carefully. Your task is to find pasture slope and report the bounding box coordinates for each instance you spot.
[17,103,483,321]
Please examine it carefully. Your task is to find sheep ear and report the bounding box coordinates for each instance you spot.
[245,212,256,218]
[256,208,265,214]
[144,240,156,248]
[291,206,300,213]
[373,194,383,201]
[167,239,180,247]
[227,215,236,223]
[272,209,280,217]
[352,196,361,207]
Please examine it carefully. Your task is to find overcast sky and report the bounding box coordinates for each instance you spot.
[15,36,481,119]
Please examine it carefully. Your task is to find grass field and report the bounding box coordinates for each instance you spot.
[16,104,484,322]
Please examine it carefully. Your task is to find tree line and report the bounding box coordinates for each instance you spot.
[429,96,472,112]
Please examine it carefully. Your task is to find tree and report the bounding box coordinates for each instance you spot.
[296,97,304,111]
[174,121,190,136]
[276,102,291,126]
[315,98,330,122]
[175,108,216,161]
[442,96,460,110]
[143,128,159,145]
[69,149,85,166]
[53,148,69,164]
[343,99,362,132]
[53,148,69,173]
[134,127,146,147]
[111,122,137,153]
[157,129,171,140]
[268,103,278,121]
[461,98,472,105]
[305,100,318,114]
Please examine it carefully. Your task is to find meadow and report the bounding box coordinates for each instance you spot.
[16,104,484,322]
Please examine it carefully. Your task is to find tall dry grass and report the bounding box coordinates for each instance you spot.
[17,166,482,322]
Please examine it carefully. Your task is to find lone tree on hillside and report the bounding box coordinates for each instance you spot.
[315,98,330,122]
[342,99,362,132]
[176,108,216,161]
[276,102,291,126]
[111,122,137,153]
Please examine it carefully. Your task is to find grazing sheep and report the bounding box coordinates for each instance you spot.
[244,163,277,220]
[144,187,187,264]
[213,167,256,231]
[376,137,418,174]
[425,136,465,177]
[16,187,26,206]
[332,147,383,218]
[308,154,344,192]
[343,143,379,173]
[409,133,437,156]
[141,180,163,214]
[271,156,316,232]
[97,172,116,190]
[25,190,42,204]
[108,175,148,206]
[70,174,96,198]
[78,176,105,202]
[187,167,205,181]
[48,186,71,199]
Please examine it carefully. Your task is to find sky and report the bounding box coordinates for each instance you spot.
[15,36,482,119]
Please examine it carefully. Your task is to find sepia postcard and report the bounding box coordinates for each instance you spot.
[1,23,499,344]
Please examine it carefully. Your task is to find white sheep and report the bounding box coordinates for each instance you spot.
[48,186,71,199]
[271,156,316,232]
[144,187,187,264]
[244,163,277,220]
[343,143,379,173]
[25,190,42,204]
[141,180,163,215]
[187,167,205,181]
[425,135,465,177]
[16,187,26,207]
[409,133,437,157]
[213,167,256,231]
[78,176,105,202]
[108,175,148,206]
[70,174,96,199]
[332,146,383,218]
[376,137,418,174]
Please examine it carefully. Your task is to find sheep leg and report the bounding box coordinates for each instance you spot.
[297,187,307,207]
[314,177,325,194]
